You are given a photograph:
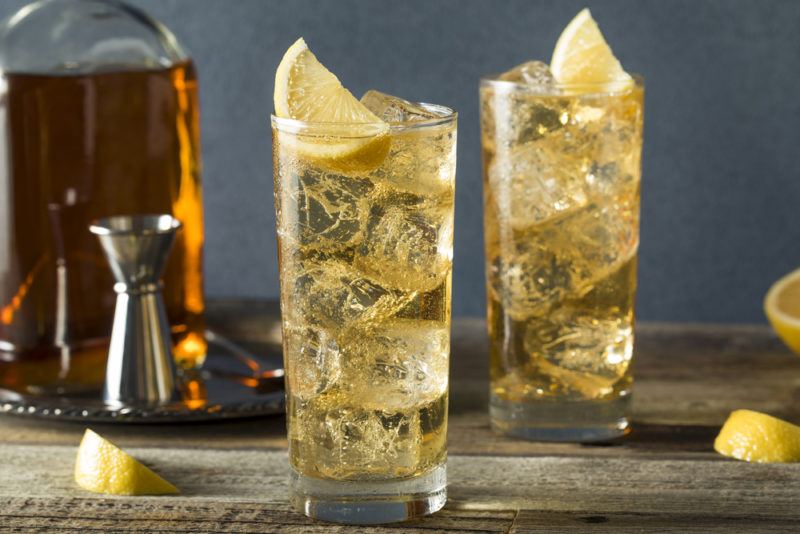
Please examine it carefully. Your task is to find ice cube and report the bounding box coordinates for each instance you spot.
[545,93,643,201]
[488,141,589,231]
[582,119,642,200]
[488,240,575,320]
[287,320,449,479]
[524,314,633,399]
[283,325,341,400]
[361,90,442,123]
[487,203,638,321]
[344,320,450,411]
[358,92,456,196]
[354,198,453,293]
[482,84,566,149]
[550,201,638,287]
[369,122,456,197]
[276,166,373,252]
[287,260,415,332]
[499,60,558,92]
[307,402,422,477]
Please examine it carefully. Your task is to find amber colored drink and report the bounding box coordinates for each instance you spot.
[272,94,456,523]
[481,77,644,441]
[0,61,205,393]
[273,115,455,481]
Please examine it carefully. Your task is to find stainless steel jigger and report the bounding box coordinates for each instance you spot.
[90,214,181,407]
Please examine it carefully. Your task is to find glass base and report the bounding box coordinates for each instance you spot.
[490,392,631,442]
[290,463,447,525]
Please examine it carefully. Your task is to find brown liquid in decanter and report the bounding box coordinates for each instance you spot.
[0,61,206,394]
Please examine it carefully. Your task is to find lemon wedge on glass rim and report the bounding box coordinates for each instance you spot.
[550,8,633,92]
[74,429,179,495]
[715,410,800,463]
[273,37,389,170]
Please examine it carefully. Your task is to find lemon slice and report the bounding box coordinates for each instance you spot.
[550,8,633,91]
[764,267,800,354]
[74,429,179,495]
[273,38,389,170]
[715,410,800,463]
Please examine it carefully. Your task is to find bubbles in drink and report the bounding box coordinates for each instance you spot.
[488,201,638,321]
[273,99,455,481]
[276,166,373,252]
[289,390,446,480]
[283,325,341,401]
[288,260,414,330]
[355,198,453,293]
[481,66,643,404]
[347,320,450,410]
[488,141,589,231]
[524,286,634,399]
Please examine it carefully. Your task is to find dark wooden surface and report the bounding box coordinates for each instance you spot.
[1,300,799,533]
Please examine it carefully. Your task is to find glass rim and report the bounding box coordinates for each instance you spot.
[480,73,644,97]
[271,102,457,135]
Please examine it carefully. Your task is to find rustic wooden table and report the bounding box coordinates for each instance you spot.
[2,300,800,533]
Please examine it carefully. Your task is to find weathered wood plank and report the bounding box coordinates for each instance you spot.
[509,510,799,533]
[1,445,799,521]
[2,317,798,459]
[2,303,800,530]
[449,455,800,519]
[449,319,800,425]
[1,499,513,533]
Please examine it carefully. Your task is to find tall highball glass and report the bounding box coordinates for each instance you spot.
[272,106,456,523]
[480,76,644,441]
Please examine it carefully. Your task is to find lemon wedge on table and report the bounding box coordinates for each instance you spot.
[764,267,800,354]
[715,410,800,463]
[550,8,634,91]
[273,37,389,170]
[74,429,179,495]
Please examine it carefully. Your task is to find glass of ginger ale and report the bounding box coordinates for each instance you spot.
[272,38,456,523]
[480,9,644,441]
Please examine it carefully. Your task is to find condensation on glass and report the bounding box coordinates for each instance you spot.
[272,105,457,524]
[480,76,644,442]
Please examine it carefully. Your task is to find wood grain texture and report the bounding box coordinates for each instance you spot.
[1,300,800,532]
[1,498,514,534]
[2,446,800,531]
[509,510,800,533]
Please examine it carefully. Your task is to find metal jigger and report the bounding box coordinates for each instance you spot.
[90,215,181,407]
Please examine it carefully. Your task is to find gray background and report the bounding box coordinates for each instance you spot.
[4,0,800,323]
